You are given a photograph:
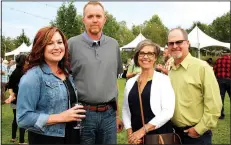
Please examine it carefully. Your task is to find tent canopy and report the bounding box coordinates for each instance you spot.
[5,43,31,56]
[120,33,164,51]
[188,26,230,49]
[120,33,146,51]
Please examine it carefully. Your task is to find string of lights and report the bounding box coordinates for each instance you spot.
[4,5,55,21]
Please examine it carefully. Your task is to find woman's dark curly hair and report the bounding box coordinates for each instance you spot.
[15,54,27,68]
[23,26,70,76]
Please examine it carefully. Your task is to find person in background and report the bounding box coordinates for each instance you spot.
[213,53,230,120]
[156,46,174,75]
[206,57,213,67]
[126,57,142,79]
[16,26,86,144]
[68,1,123,144]
[122,39,175,144]
[1,59,9,103]
[122,63,129,79]
[167,28,222,144]
[5,54,27,144]
[8,59,16,76]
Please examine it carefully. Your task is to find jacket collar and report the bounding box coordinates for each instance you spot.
[40,63,53,74]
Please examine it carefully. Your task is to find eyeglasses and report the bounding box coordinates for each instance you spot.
[138,52,156,58]
[167,40,186,47]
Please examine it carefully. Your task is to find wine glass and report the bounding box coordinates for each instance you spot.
[72,102,84,130]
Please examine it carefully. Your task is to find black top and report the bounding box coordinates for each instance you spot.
[8,66,24,104]
[63,79,80,144]
[128,80,173,134]
[63,79,77,107]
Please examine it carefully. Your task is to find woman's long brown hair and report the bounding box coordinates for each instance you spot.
[23,26,70,76]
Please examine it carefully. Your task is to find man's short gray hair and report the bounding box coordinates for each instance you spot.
[168,28,188,40]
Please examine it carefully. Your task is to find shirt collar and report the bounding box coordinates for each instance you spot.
[82,31,104,47]
[172,53,192,70]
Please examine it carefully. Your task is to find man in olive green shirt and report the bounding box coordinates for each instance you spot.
[167,28,222,144]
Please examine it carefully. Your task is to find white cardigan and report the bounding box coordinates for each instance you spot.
[122,71,175,130]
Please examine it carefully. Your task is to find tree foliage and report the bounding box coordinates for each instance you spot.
[209,12,230,42]
[142,15,169,47]
[1,36,16,58]
[103,12,120,39]
[14,29,31,48]
[116,21,135,47]
[186,21,209,34]
[51,2,84,39]
[131,25,142,36]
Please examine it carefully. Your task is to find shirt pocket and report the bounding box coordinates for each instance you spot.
[45,81,60,99]
[181,78,198,103]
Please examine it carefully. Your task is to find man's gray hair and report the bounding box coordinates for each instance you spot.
[168,28,188,40]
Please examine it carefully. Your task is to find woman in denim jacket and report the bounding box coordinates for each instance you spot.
[16,26,86,144]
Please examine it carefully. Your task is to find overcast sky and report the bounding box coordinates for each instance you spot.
[2,1,230,41]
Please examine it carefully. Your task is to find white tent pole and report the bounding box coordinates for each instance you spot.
[196,23,200,59]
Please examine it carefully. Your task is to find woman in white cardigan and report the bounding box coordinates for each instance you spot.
[122,39,175,144]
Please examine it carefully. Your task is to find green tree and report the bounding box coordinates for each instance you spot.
[186,21,209,34]
[14,29,31,48]
[51,2,83,39]
[1,36,17,59]
[116,21,135,47]
[131,25,142,36]
[142,15,169,47]
[120,51,135,64]
[103,11,120,39]
[103,12,135,47]
[209,12,230,42]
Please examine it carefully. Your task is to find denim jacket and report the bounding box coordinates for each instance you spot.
[16,63,78,137]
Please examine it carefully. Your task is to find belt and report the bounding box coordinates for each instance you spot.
[82,104,111,112]
[79,99,116,112]
[82,103,111,112]
[173,125,193,131]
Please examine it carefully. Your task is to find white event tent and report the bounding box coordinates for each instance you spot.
[120,33,146,51]
[120,33,164,51]
[27,44,33,52]
[188,26,230,58]
[5,42,32,57]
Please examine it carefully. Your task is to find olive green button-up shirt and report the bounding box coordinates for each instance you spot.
[169,53,222,135]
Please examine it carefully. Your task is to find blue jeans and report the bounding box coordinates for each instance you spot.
[80,106,116,144]
[217,78,231,117]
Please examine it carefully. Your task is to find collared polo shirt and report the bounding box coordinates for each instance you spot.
[68,32,123,104]
[169,53,222,135]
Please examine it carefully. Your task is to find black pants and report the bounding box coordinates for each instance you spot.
[173,125,212,145]
[12,109,26,143]
[217,78,231,117]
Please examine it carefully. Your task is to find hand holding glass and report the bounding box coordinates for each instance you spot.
[72,103,85,129]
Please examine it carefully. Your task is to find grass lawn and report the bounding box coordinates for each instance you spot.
[1,78,230,144]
